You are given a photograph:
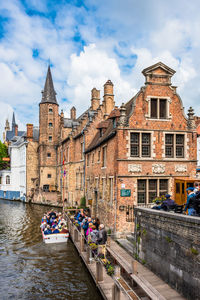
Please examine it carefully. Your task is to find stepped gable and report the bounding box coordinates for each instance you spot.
[40,65,58,105]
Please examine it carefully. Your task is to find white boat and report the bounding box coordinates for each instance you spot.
[42,229,69,244]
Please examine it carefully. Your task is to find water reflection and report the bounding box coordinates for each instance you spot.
[0,200,102,300]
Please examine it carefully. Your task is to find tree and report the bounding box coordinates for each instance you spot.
[0,141,9,170]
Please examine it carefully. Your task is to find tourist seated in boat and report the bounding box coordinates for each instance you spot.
[44,225,52,235]
[40,222,47,231]
[52,226,60,234]
[60,226,69,233]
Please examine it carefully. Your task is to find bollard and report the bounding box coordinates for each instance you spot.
[74,228,79,242]
[80,228,85,252]
[107,236,111,247]
[96,261,103,282]
[132,260,138,274]
[115,265,121,278]
[112,283,121,300]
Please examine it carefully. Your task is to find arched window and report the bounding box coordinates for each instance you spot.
[49,107,53,113]
[6,175,10,184]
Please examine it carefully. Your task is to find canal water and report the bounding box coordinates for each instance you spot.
[0,200,103,300]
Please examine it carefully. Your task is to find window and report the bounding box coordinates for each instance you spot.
[109,178,114,203]
[49,136,52,141]
[76,173,79,189]
[47,153,51,157]
[165,134,184,158]
[113,118,116,128]
[80,173,83,189]
[150,98,167,119]
[92,153,94,164]
[0,176,1,184]
[43,185,49,192]
[137,179,168,204]
[49,122,53,128]
[6,175,10,184]
[102,178,106,200]
[98,150,101,162]
[47,174,51,178]
[95,178,99,190]
[130,133,151,157]
[87,154,90,166]
[49,108,53,113]
[81,143,83,160]
[102,146,107,167]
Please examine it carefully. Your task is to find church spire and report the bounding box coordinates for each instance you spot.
[12,112,16,129]
[41,65,58,105]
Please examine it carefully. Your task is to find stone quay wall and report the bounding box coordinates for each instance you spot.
[134,207,200,300]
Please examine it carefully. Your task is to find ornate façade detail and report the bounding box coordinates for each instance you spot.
[152,164,165,174]
[175,165,187,172]
[128,164,142,173]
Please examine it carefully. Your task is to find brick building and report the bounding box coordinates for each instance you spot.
[5,62,196,235]
[85,62,197,236]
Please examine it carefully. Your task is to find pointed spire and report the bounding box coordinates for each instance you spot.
[12,112,16,129]
[41,65,58,105]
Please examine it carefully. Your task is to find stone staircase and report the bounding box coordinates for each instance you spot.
[117,233,135,256]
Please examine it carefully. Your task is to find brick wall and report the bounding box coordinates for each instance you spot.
[134,207,200,300]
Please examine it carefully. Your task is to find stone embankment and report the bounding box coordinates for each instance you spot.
[66,213,186,300]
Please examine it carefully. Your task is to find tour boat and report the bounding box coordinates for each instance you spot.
[41,229,69,244]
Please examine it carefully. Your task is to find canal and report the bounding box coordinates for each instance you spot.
[0,200,103,300]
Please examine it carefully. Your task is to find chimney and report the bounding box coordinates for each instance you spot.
[70,106,76,120]
[119,103,127,127]
[103,80,115,116]
[15,124,18,136]
[26,124,33,140]
[91,88,100,110]
[187,107,195,130]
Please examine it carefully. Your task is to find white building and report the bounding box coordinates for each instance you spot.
[0,134,27,201]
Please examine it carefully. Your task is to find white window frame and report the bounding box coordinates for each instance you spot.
[164,132,186,159]
[102,145,107,168]
[145,96,171,120]
[129,131,153,159]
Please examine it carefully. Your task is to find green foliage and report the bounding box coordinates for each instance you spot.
[107,228,111,235]
[136,223,140,230]
[190,247,199,255]
[141,259,146,265]
[106,265,114,276]
[0,141,9,170]
[142,229,147,236]
[165,236,172,243]
[80,196,86,208]
[153,194,166,203]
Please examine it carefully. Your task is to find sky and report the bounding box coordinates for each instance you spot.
[0,0,200,139]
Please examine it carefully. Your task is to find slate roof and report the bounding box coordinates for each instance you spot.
[33,127,39,141]
[6,130,25,142]
[63,118,79,128]
[85,109,120,154]
[40,65,58,105]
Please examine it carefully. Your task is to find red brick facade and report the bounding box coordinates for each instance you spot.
[28,62,197,235]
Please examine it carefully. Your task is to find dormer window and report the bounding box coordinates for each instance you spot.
[146,96,171,120]
[150,98,167,119]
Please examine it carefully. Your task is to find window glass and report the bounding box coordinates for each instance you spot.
[130,133,139,157]
[176,135,184,158]
[47,174,51,178]
[149,179,157,202]
[150,99,157,118]
[137,180,146,203]
[159,99,167,119]
[165,134,174,157]
[159,179,168,196]
[142,133,150,157]
[47,153,51,157]
[6,175,10,184]
[49,136,52,141]
[49,108,53,113]
[49,122,53,128]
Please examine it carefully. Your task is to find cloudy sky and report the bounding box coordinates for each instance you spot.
[0,0,200,139]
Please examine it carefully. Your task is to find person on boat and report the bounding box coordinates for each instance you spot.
[44,225,52,235]
[40,222,47,231]
[60,226,68,234]
[52,226,60,234]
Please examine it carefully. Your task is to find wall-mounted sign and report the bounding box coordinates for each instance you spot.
[121,184,125,189]
[120,189,131,197]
